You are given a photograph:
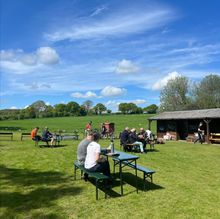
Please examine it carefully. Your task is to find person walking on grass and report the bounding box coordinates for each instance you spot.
[194,122,204,144]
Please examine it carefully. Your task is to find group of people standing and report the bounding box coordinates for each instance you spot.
[31,127,61,147]
[120,127,154,153]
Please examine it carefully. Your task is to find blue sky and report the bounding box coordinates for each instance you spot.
[1,0,220,111]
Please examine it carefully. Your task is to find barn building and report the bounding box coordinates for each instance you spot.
[148,108,220,143]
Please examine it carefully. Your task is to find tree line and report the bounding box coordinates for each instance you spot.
[0,100,158,120]
[0,74,219,120]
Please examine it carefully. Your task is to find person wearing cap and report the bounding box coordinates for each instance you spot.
[84,133,111,180]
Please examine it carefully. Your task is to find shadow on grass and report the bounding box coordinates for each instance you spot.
[37,144,68,148]
[85,171,164,199]
[146,149,160,153]
[0,165,82,217]
[111,172,164,194]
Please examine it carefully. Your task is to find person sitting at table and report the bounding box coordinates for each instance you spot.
[120,127,130,151]
[42,127,53,146]
[138,127,147,152]
[129,128,144,153]
[84,132,112,185]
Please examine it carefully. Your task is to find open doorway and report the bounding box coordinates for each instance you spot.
[177,120,188,140]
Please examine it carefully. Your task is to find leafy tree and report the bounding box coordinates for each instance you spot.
[119,102,139,114]
[79,106,87,116]
[30,100,47,117]
[143,104,158,114]
[119,103,128,114]
[127,103,138,114]
[83,100,93,114]
[66,101,80,115]
[192,74,220,109]
[160,76,190,111]
[24,106,36,118]
[54,103,67,116]
[93,103,107,114]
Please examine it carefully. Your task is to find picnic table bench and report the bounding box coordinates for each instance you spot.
[120,161,156,190]
[21,132,30,141]
[0,132,13,140]
[209,133,220,143]
[33,135,62,147]
[74,161,109,200]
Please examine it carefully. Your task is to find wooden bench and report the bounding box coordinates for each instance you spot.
[0,132,13,140]
[123,143,140,152]
[33,135,62,147]
[120,160,156,190]
[209,133,220,143]
[21,132,30,141]
[74,161,109,200]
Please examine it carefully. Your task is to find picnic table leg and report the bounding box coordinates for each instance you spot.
[96,180,98,200]
[135,160,138,194]
[143,172,146,190]
[119,161,123,196]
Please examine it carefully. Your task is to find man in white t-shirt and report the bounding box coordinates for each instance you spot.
[84,133,111,178]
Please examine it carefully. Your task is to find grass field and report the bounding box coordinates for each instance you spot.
[0,114,156,138]
[0,115,220,219]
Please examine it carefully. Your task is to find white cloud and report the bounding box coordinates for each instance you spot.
[0,47,59,74]
[90,5,108,17]
[71,91,98,98]
[105,100,121,112]
[152,71,181,90]
[115,59,139,74]
[132,99,146,105]
[10,106,17,109]
[101,86,126,97]
[36,47,59,65]
[45,6,175,42]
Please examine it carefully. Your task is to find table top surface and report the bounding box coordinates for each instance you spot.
[111,150,139,161]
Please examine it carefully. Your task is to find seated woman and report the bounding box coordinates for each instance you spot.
[84,132,111,184]
[42,127,52,146]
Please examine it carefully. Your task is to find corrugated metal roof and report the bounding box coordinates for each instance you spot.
[149,108,220,120]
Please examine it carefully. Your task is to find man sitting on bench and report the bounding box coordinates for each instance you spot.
[31,127,41,141]
[84,132,112,186]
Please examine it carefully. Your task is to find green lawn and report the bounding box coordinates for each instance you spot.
[0,116,220,218]
[0,114,156,138]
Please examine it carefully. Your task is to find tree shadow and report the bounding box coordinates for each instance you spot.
[0,165,82,217]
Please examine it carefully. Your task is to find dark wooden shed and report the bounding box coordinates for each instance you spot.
[148,108,220,143]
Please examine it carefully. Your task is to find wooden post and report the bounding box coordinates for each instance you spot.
[203,119,211,144]
[148,119,152,130]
